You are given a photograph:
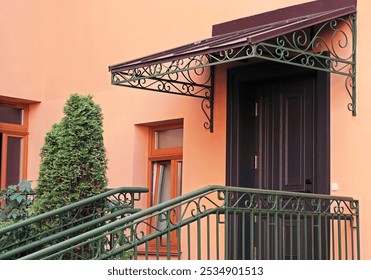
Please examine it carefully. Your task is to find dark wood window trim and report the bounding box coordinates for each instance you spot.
[0,102,29,132]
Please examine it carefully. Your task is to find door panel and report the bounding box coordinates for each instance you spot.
[281,79,314,193]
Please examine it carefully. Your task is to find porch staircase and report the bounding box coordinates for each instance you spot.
[0,186,360,260]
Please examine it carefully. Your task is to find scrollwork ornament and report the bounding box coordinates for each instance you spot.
[201,97,212,130]
[310,197,325,213]
[332,200,345,214]
[266,194,278,210]
[291,197,305,212]
[292,30,308,49]
[242,193,259,209]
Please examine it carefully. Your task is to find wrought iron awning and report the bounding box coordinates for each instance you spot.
[109,0,357,132]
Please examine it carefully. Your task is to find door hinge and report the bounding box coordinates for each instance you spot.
[255,102,259,117]
[254,155,258,170]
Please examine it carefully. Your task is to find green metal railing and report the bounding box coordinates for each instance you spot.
[15,186,359,260]
[0,187,148,259]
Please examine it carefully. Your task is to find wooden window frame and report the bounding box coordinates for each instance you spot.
[0,102,29,132]
[145,123,183,255]
[148,123,183,159]
[0,102,29,189]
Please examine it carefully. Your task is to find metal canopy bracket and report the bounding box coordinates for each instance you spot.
[111,13,357,132]
[111,57,215,131]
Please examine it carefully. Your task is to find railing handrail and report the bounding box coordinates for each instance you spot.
[19,185,359,260]
[0,186,148,235]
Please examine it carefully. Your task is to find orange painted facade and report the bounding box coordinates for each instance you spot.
[0,0,370,259]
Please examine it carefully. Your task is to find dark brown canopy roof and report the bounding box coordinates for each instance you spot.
[109,0,356,73]
[109,0,357,132]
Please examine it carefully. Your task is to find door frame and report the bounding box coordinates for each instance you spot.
[226,62,330,195]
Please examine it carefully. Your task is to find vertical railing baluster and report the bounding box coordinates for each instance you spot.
[337,212,342,260]
[349,217,356,260]
[177,228,181,260]
[331,214,335,260]
[356,201,361,260]
[274,208,278,260]
[310,212,321,260]
[344,216,348,260]
[316,213,320,260]
[216,210,220,260]
[155,236,159,260]
[207,214,210,260]
[242,210,246,260]
[282,212,286,260]
[324,213,328,260]
[258,211,262,260]
[145,241,149,260]
[225,208,229,260]
[197,216,201,260]
[167,230,171,260]
[249,210,254,260]
[289,213,292,260]
[303,213,307,260]
[187,223,191,260]
[133,245,138,260]
[233,210,237,260]
[296,212,301,260]
[266,212,270,260]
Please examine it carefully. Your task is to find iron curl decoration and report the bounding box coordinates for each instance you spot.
[266,194,279,210]
[201,96,212,130]
[190,201,207,217]
[345,75,356,112]
[350,200,359,214]
[290,197,305,212]
[332,199,345,214]
[310,197,327,213]
[217,190,226,203]
[242,193,259,209]
[250,14,355,75]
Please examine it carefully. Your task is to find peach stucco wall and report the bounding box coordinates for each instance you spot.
[1,0,370,258]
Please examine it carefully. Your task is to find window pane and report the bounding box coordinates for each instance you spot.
[157,164,171,203]
[6,136,23,186]
[177,162,182,196]
[152,162,171,231]
[155,128,183,149]
[0,105,24,125]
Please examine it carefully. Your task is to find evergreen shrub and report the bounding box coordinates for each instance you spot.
[31,94,108,214]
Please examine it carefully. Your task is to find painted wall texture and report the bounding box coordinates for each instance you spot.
[1,0,370,259]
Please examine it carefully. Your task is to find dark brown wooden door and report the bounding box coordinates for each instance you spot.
[227,63,329,194]
[227,63,330,259]
[246,77,315,260]
[249,77,315,193]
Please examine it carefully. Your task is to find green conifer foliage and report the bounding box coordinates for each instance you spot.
[32,94,108,213]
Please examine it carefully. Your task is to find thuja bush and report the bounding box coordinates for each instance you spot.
[31,94,108,214]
